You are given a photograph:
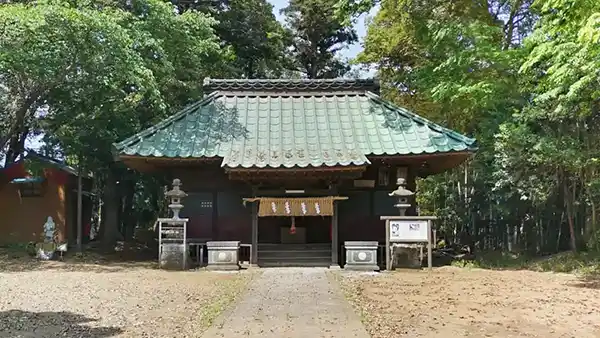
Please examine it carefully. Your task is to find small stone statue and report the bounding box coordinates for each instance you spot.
[43,216,56,242]
[37,216,57,260]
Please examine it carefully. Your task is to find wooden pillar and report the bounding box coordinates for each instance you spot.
[331,202,339,267]
[251,201,258,265]
[385,219,391,271]
[76,168,83,251]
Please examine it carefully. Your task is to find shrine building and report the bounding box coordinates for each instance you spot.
[114,78,476,267]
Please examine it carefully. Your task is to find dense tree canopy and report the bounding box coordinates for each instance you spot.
[337,0,600,253]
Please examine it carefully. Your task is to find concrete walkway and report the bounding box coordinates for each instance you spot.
[202,268,370,338]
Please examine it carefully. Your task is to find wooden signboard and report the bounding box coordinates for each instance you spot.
[381,216,436,271]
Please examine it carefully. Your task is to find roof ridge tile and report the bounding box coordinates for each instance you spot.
[203,78,379,94]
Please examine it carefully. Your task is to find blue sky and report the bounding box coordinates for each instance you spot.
[268,0,374,60]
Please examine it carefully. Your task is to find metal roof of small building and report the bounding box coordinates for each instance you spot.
[114,79,477,169]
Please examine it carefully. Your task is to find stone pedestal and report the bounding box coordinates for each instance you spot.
[206,241,241,270]
[392,244,422,269]
[344,241,379,271]
[159,243,189,270]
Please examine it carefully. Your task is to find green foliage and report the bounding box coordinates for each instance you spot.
[282,0,358,78]
[452,251,600,277]
[358,0,600,255]
[169,0,292,78]
[334,0,378,25]
[216,0,292,78]
[0,0,224,169]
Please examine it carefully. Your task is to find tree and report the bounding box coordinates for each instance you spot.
[216,0,292,78]
[282,0,358,78]
[0,0,224,245]
[495,0,600,252]
[351,0,543,253]
[169,0,292,78]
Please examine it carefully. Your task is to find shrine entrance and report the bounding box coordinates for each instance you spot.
[244,196,346,267]
[257,216,331,244]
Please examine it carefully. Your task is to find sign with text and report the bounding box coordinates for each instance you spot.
[389,220,429,242]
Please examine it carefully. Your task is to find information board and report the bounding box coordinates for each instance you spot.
[389,220,429,242]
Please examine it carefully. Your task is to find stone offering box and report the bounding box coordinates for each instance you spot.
[344,241,379,271]
[206,241,241,270]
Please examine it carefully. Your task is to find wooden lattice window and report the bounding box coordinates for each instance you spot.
[17,182,45,197]
[396,167,408,181]
[378,167,390,186]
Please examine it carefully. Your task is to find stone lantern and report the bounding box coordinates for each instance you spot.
[165,179,187,220]
[389,178,414,216]
[158,179,189,270]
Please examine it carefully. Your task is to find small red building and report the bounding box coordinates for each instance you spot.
[0,152,93,245]
[114,79,476,266]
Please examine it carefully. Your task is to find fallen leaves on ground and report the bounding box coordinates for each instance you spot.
[334,267,600,338]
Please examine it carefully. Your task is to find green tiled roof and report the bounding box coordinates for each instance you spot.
[114,79,477,168]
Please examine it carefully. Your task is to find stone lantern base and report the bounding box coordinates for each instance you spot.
[159,243,190,270]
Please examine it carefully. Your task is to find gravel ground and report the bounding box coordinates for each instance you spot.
[0,265,253,338]
[334,267,600,338]
[202,267,370,338]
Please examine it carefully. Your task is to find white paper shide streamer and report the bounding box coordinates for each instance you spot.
[301,202,307,215]
[285,201,291,214]
[271,202,277,213]
[314,202,321,214]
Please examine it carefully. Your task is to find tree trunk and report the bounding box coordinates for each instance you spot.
[101,169,121,250]
[0,94,38,156]
[4,123,29,166]
[502,0,523,49]
[563,179,577,252]
[121,179,136,241]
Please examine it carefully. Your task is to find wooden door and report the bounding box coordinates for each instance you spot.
[180,192,213,240]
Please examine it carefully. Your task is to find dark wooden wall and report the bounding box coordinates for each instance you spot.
[170,162,417,244]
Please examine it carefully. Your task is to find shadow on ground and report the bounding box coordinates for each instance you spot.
[0,242,158,273]
[0,310,122,337]
[450,250,600,289]
[568,274,600,289]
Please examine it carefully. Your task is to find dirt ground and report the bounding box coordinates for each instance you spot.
[0,259,253,338]
[334,267,600,338]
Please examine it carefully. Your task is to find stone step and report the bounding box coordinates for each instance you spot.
[259,249,331,258]
[258,243,331,251]
[258,258,332,268]
[259,262,332,268]
[259,255,331,262]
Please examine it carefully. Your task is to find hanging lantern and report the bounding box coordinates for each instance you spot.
[289,216,296,235]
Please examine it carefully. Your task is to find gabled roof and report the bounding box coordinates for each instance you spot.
[114,79,477,169]
[0,150,90,180]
